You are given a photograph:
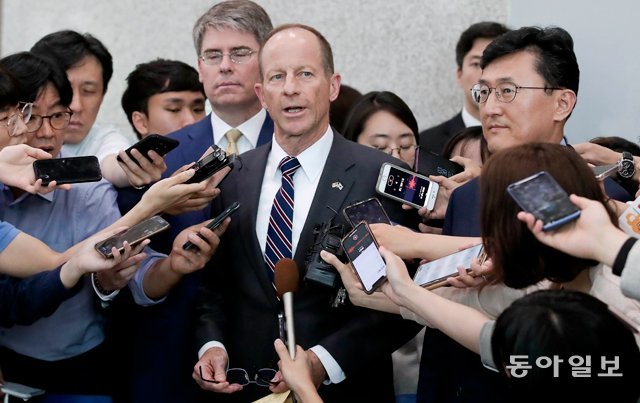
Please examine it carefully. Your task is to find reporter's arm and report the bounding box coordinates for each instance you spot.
[0,229,63,276]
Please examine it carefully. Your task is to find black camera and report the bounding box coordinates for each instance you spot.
[303,219,347,289]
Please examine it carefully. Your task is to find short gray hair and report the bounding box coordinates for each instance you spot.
[192,0,273,54]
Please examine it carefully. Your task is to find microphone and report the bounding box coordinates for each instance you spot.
[274,258,299,358]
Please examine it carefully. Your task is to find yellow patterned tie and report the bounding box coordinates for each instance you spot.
[224,128,243,155]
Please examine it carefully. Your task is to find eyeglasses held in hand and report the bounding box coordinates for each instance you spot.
[471,82,562,104]
[198,365,277,387]
[26,111,73,133]
[199,48,256,65]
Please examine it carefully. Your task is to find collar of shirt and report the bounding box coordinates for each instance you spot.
[211,108,267,150]
[267,125,333,184]
[461,105,481,128]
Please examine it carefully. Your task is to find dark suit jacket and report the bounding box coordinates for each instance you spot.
[419,112,465,155]
[196,133,421,402]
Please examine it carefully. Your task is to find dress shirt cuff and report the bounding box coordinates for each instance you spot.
[130,249,167,306]
[198,341,227,359]
[309,345,346,384]
[91,273,120,302]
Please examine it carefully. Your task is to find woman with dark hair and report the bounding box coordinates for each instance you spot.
[342,91,419,167]
[441,125,489,165]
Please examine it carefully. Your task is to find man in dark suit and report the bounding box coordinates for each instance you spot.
[194,23,419,402]
[112,2,277,402]
[419,22,509,155]
[418,26,631,403]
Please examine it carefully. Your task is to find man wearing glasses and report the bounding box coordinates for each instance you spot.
[114,2,276,402]
[413,26,631,403]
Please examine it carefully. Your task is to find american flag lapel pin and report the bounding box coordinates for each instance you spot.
[332,181,343,191]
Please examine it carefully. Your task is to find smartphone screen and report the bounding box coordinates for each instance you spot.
[507,171,580,231]
[376,163,437,209]
[341,222,386,294]
[413,244,484,289]
[183,201,240,251]
[343,198,391,227]
[33,156,102,185]
[95,216,170,258]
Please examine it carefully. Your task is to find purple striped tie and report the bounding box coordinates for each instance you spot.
[265,156,301,284]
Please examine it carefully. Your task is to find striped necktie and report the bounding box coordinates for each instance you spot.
[264,156,301,285]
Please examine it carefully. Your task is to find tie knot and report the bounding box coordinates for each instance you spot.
[279,156,301,178]
[225,128,243,142]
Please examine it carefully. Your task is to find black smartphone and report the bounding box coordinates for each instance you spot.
[183,201,240,251]
[342,198,391,227]
[376,162,439,210]
[33,155,102,185]
[0,382,45,399]
[341,221,386,294]
[117,134,179,164]
[184,146,235,184]
[413,244,485,289]
[415,147,464,178]
[507,171,580,231]
[94,216,170,258]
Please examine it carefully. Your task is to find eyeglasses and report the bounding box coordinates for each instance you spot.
[375,144,418,158]
[471,82,562,104]
[26,111,73,133]
[199,48,256,65]
[0,102,33,136]
[198,365,277,387]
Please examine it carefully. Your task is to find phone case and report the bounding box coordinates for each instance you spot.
[413,244,484,289]
[33,156,102,185]
[95,216,170,258]
[183,202,240,251]
[118,134,179,164]
[415,147,464,178]
[185,147,235,184]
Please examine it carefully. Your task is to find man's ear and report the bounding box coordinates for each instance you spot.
[554,89,577,122]
[131,111,150,136]
[329,73,341,102]
[254,83,268,109]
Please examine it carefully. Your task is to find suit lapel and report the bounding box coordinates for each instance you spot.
[293,135,356,265]
[256,114,274,147]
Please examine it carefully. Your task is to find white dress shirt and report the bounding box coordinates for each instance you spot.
[211,109,268,154]
[461,105,481,128]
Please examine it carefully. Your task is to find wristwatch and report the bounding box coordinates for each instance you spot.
[617,151,636,179]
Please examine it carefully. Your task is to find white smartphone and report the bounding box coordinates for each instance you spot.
[413,244,485,289]
[376,162,439,210]
[341,221,387,294]
[0,382,45,399]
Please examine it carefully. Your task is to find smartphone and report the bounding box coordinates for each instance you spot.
[184,147,235,184]
[0,382,45,399]
[592,163,619,181]
[413,244,485,289]
[94,216,170,258]
[507,171,580,231]
[341,221,386,294]
[376,162,439,210]
[415,147,464,178]
[117,134,179,164]
[183,201,240,251]
[342,198,391,227]
[33,155,102,185]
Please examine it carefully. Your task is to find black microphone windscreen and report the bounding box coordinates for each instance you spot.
[274,258,299,298]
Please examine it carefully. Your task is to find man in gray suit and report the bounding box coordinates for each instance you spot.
[193,23,419,402]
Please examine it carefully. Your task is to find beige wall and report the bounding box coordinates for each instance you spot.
[1,0,507,139]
